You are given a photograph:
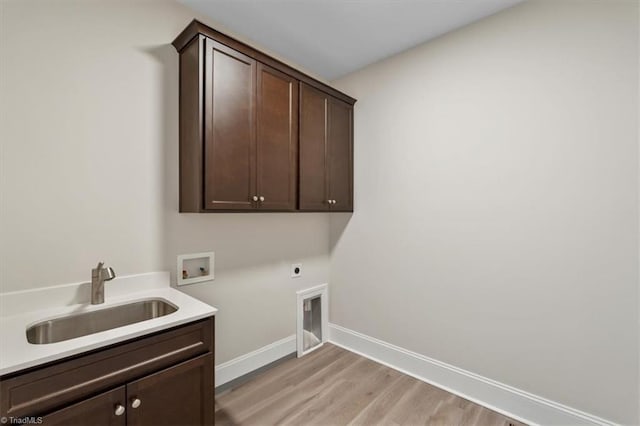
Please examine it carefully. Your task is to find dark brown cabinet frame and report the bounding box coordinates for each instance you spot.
[173,20,356,213]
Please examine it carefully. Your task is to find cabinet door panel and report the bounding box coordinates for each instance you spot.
[299,83,329,210]
[204,39,256,210]
[328,98,353,211]
[126,354,213,426]
[41,386,126,426]
[256,64,298,210]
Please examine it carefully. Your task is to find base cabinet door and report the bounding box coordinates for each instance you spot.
[126,354,214,426]
[42,386,126,426]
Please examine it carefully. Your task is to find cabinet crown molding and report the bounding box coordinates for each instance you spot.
[172,19,357,105]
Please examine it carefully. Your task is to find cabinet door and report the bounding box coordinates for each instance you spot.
[126,354,213,426]
[299,83,329,210]
[256,64,298,211]
[41,386,126,426]
[204,39,256,210]
[328,97,353,211]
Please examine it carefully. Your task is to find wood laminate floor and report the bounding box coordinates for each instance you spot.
[215,343,527,426]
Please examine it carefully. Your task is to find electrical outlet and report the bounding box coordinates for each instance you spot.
[291,263,302,278]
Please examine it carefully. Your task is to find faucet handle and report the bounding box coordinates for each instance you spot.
[103,267,116,281]
[95,261,104,270]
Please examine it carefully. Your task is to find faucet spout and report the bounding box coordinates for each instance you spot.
[91,262,116,305]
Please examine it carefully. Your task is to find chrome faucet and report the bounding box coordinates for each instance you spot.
[91,262,116,304]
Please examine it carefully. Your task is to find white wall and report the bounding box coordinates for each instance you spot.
[330,0,639,423]
[0,0,330,364]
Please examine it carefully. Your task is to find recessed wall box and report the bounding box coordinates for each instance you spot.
[177,252,214,286]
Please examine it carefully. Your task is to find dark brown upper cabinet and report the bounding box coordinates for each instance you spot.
[173,20,355,212]
[300,83,354,212]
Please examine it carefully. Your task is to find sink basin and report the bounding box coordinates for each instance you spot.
[26,298,178,344]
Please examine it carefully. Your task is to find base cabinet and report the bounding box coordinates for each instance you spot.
[0,318,215,426]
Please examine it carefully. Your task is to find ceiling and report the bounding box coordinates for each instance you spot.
[180,0,525,81]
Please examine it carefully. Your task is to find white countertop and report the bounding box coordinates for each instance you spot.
[0,272,217,376]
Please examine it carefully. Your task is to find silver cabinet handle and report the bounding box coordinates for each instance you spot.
[252,195,258,202]
[259,196,265,202]
[131,398,141,409]
[115,404,125,416]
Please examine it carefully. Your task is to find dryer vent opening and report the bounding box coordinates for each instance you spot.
[297,284,328,357]
[303,296,322,350]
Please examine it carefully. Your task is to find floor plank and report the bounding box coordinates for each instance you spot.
[216,344,527,426]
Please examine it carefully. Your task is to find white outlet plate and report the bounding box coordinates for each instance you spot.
[291,263,302,278]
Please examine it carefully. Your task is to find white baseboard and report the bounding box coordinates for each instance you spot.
[328,323,615,426]
[215,334,296,387]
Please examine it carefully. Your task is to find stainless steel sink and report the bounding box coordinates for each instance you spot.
[26,298,178,344]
